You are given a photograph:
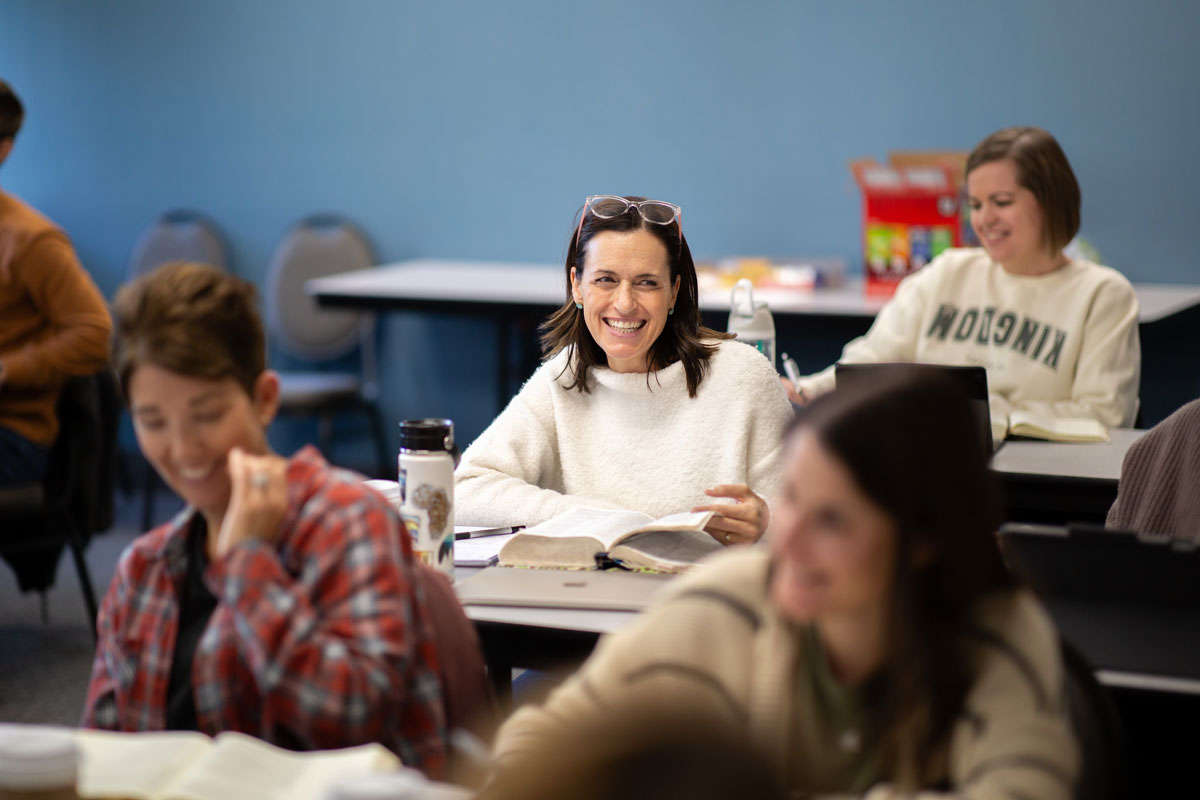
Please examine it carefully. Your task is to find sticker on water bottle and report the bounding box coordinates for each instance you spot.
[401,509,423,544]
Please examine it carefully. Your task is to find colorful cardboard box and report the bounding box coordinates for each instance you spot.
[851,151,971,296]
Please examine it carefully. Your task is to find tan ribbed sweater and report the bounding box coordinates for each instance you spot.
[495,548,1079,799]
[0,190,111,444]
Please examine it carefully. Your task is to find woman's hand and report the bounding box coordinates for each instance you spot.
[693,484,769,546]
[215,447,289,559]
[780,377,809,406]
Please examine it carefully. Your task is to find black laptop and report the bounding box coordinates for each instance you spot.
[998,522,1200,680]
[834,362,994,453]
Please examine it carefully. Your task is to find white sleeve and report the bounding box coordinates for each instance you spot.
[744,360,798,505]
[795,268,935,398]
[453,369,624,527]
[1005,275,1140,427]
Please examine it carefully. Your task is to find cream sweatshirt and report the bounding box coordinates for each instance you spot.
[454,340,795,527]
[796,249,1140,434]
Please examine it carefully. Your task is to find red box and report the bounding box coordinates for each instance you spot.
[852,160,963,297]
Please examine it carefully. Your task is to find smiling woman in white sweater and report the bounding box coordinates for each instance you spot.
[787,127,1140,437]
[455,195,794,545]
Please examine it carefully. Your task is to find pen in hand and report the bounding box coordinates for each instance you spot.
[781,353,803,386]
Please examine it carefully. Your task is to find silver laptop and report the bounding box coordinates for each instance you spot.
[456,567,673,612]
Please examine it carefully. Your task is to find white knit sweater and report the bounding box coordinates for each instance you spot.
[454,340,795,527]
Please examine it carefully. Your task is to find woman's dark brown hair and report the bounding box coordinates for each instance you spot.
[966,126,1081,253]
[788,368,1011,788]
[538,196,731,398]
[112,261,266,402]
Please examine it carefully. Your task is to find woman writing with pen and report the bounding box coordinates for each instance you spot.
[454,195,794,545]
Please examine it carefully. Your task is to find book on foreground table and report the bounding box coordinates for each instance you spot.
[75,729,399,800]
[498,506,721,573]
[1006,409,1110,443]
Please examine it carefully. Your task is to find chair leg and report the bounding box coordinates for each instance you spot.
[366,401,391,479]
[65,522,99,641]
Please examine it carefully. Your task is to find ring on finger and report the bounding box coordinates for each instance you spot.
[250,471,270,490]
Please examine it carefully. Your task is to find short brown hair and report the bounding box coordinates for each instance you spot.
[966,126,1081,253]
[112,262,265,402]
[0,80,24,141]
[539,197,731,398]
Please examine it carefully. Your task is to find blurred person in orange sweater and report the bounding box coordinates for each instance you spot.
[0,79,111,488]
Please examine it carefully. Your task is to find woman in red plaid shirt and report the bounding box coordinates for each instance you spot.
[82,262,449,774]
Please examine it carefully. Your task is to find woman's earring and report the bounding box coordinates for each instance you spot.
[668,306,675,315]
[575,302,583,310]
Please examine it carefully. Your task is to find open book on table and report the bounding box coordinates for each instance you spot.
[497,506,721,573]
[993,409,1110,444]
[75,729,399,800]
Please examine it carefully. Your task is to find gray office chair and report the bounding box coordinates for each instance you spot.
[128,209,228,278]
[127,210,230,530]
[0,371,120,639]
[265,215,389,477]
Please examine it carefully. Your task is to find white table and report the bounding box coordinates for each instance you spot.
[453,561,1200,699]
[309,259,1200,413]
[992,428,1144,482]
[992,428,1143,524]
[309,258,1200,323]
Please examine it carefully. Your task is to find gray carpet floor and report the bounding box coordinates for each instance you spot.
[0,489,182,725]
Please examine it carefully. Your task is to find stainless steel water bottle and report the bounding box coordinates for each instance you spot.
[398,418,455,578]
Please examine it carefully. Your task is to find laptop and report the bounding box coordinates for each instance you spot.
[998,522,1200,608]
[997,523,1200,679]
[834,362,994,452]
[455,566,673,612]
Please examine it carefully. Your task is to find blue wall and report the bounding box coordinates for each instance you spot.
[2,0,1197,459]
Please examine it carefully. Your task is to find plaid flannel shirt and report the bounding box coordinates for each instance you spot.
[82,446,448,775]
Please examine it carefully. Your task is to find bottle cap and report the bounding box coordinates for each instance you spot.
[0,724,78,790]
[398,419,454,453]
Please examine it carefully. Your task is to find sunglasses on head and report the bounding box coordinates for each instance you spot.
[585,195,681,225]
[574,195,683,256]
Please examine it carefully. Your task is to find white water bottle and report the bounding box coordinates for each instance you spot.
[398,418,455,579]
[727,278,776,368]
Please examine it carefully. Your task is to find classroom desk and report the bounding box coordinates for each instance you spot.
[455,561,1200,791]
[308,259,1200,413]
[992,428,1143,525]
[308,258,1200,322]
[456,564,1197,694]
[449,430,1147,692]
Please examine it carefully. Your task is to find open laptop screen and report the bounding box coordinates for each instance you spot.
[834,362,993,453]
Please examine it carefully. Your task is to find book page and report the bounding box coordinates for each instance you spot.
[611,528,722,573]
[1008,410,1109,443]
[163,732,398,800]
[76,729,213,800]
[519,507,655,551]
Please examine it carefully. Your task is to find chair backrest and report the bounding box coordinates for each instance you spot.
[265,215,374,362]
[1060,638,1128,800]
[1107,397,1200,539]
[128,209,228,280]
[48,371,121,536]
